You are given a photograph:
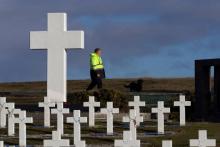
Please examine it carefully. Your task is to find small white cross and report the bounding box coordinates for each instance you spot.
[44,131,70,147]
[162,140,173,147]
[83,96,100,127]
[123,109,143,140]
[190,130,216,147]
[51,102,69,134]
[5,102,21,136]
[174,94,191,126]
[151,101,170,134]
[101,102,119,135]
[114,131,140,147]
[39,97,55,127]
[67,110,87,147]
[13,111,33,147]
[129,96,145,126]
[0,97,8,128]
[30,13,84,102]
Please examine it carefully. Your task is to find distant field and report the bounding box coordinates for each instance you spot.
[0,78,195,93]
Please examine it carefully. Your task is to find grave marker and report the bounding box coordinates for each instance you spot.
[30,13,84,102]
[174,94,191,126]
[101,102,119,135]
[129,96,145,126]
[190,130,216,147]
[83,96,100,127]
[162,140,172,147]
[114,131,140,147]
[123,109,143,139]
[151,101,170,134]
[67,110,87,147]
[39,97,55,127]
[0,97,8,128]
[6,103,21,136]
[13,111,33,147]
[51,103,69,134]
[44,131,70,147]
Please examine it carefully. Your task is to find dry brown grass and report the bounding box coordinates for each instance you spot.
[0,77,194,93]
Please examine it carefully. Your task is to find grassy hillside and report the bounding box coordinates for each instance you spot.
[0,78,194,93]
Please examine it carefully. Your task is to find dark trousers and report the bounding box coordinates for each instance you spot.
[86,70,103,91]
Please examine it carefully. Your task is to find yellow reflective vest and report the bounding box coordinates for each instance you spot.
[90,53,104,70]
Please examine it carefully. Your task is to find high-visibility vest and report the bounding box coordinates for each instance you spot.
[90,53,104,70]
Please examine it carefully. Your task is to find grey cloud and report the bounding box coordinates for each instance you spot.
[0,0,220,82]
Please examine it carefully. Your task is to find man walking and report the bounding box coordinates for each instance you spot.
[86,48,105,91]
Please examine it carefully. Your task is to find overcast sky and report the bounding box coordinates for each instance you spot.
[0,0,220,82]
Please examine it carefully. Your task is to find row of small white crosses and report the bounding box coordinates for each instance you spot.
[44,110,87,147]
[39,94,191,135]
[0,96,216,147]
[0,97,33,147]
[123,94,191,135]
[162,130,216,147]
[39,97,89,147]
[152,94,191,134]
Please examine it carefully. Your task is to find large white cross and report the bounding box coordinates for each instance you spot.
[39,97,55,127]
[114,131,140,147]
[67,110,87,147]
[51,102,69,134]
[6,103,21,136]
[190,130,216,147]
[13,111,33,147]
[83,96,100,127]
[151,101,170,134]
[101,102,119,135]
[0,97,8,128]
[162,140,173,147]
[44,131,70,147]
[129,96,145,126]
[123,109,143,140]
[174,94,191,126]
[30,13,84,102]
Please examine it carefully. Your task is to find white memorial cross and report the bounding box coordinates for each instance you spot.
[51,102,69,134]
[13,111,33,147]
[101,102,119,135]
[123,109,143,140]
[39,97,55,127]
[30,13,84,102]
[83,96,100,127]
[151,101,170,134]
[6,103,21,136]
[162,140,173,147]
[174,94,191,126]
[44,131,70,147]
[0,97,8,128]
[129,96,145,126]
[114,131,140,147]
[190,130,216,147]
[67,110,87,147]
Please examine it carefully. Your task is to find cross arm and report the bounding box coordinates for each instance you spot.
[113,108,119,114]
[80,117,87,123]
[151,108,158,113]
[66,117,74,123]
[30,31,48,49]
[63,31,84,49]
[26,117,33,123]
[122,116,130,123]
